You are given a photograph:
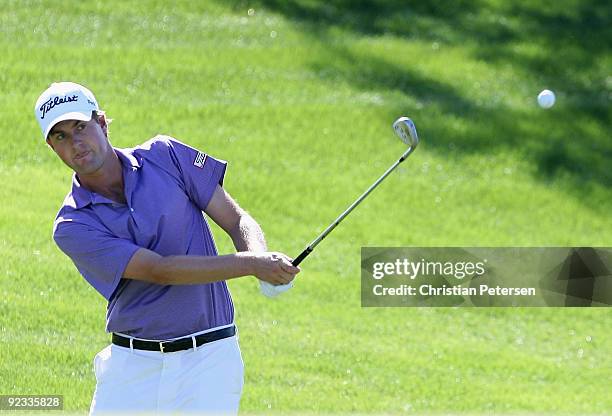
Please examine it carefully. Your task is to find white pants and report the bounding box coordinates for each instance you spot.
[89,330,244,415]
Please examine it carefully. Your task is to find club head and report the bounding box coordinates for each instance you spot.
[393,117,419,148]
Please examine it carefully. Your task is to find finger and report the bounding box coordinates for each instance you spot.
[265,276,287,286]
[275,270,295,285]
[263,275,285,285]
[278,259,300,274]
[279,253,299,265]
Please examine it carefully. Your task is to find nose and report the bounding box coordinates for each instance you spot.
[73,129,85,141]
[71,132,88,152]
[72,129,88,145]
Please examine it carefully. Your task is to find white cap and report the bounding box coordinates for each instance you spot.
[34,82,99,139]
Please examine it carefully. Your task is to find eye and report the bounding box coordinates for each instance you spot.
[77,123,86,131]
[55,133,65,141]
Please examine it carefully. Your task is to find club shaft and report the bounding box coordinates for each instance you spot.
[292,146,416,266]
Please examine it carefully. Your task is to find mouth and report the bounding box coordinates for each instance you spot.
[74,150,91,160]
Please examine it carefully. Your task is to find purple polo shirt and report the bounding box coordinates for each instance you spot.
[52,135,233,340]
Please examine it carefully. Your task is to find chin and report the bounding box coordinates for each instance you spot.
[73,160,103,175]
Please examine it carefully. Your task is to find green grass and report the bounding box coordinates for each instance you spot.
[1,0,611,414]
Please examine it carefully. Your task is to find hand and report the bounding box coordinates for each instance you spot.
[251,252,300,285]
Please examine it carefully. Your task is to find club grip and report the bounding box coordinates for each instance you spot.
[292,247,313,266]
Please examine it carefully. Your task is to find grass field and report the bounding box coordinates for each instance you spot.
[1,0,611,414]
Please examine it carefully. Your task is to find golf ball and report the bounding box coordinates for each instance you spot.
[537,89,555,109]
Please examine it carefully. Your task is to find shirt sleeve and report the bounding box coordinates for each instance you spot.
[53,220,141,301]
[164,137,227,211]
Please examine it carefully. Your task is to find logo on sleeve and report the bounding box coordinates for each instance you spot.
[193,152,207,168]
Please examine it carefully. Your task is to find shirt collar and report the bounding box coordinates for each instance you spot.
[114,147,142,169]
[69,147,142,209]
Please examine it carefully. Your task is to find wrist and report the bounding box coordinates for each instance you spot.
[235,252,257,277]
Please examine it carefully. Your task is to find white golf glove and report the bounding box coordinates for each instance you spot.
[259,280,293,298]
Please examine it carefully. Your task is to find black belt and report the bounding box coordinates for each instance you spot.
[112,326,236,353]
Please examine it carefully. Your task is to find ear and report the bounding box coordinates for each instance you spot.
[46,138,55,150]
[95,114,109,136]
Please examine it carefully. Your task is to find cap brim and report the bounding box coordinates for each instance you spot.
[43,111,93,140]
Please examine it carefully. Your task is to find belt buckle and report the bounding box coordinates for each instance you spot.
[159,340,170,353]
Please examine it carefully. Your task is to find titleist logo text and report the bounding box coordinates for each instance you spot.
[39,95,78,119]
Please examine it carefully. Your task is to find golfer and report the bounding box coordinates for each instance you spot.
[34,81,300,414]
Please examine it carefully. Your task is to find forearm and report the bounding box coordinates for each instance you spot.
[125,191,298,286]
[229,213,267,253]
[154,252,255,285]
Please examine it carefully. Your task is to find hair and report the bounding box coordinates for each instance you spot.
[93,110,113,136]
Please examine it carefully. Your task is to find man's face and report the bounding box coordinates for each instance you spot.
[46,116,110,175]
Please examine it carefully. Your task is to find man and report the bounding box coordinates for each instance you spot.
[34,81,300,414]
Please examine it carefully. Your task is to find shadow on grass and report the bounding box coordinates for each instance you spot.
[222,0,611,203]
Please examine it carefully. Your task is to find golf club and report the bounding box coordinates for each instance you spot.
[292,116,420,266]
